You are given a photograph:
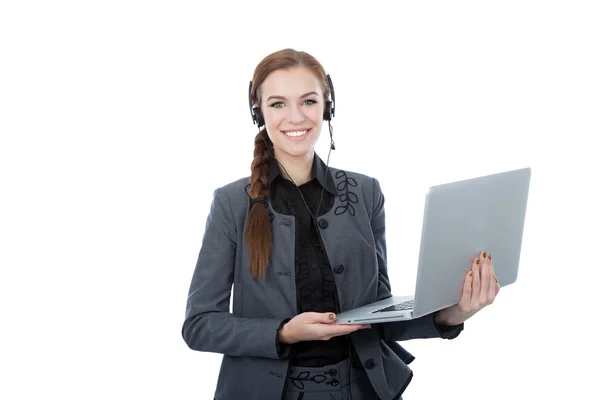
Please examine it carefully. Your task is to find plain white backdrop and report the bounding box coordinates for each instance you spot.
[1,1,598,399]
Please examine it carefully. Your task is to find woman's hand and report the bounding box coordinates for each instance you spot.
[435,250,501,326]
[279,312,370,344]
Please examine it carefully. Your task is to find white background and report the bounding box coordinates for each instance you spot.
[1,1,598,399]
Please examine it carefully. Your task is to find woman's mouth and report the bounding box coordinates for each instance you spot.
[281,128,311,140]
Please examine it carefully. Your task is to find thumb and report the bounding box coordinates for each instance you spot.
[320,312,336,323]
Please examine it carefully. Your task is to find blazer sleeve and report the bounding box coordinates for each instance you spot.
[370,178,464,341]
[181,187,288,359]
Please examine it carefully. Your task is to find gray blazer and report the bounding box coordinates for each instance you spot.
[182,158,463,400]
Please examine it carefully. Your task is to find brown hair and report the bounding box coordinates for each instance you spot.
[246,48,331,279]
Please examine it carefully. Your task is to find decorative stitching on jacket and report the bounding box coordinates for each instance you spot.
[334,170,358,216]
[286,369,338,389]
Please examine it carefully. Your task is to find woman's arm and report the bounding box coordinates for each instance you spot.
[181,188,288,359]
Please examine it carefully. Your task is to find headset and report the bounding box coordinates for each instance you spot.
[248,74,336,150]
[245,71,338,240]
[246,73,337,220]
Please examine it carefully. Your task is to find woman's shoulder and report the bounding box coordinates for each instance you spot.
[326,165,384,196]
[212,176,251,203]
[203,176,251,226]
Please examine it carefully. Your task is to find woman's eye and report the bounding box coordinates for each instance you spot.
[269,99,317,108]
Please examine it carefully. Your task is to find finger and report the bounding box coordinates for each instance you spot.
[471,255,481,307]
[458,269,473,312]
[322,312,336,323]
[479,251,490,306]
[488,254,498,301]
[305,312,336,324]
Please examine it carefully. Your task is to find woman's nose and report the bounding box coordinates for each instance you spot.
[288,104,306,124]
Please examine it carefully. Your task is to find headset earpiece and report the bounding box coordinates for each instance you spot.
[253,106,264,127]
[324,101,333,121]
[248,81,265,127]
[324,74,335,121]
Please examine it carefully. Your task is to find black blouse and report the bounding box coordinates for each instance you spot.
[269,155,461,367]
[268,156,349,367]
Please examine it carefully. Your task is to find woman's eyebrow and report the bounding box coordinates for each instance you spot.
[266,91,318,101]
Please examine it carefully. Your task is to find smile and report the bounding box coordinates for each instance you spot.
[281,128,311,138]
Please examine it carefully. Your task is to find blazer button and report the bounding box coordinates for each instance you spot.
[318,219,328,229]
[333,264,345,274]
[364,359,376,369]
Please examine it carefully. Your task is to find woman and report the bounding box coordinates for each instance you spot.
[182,48,500,400]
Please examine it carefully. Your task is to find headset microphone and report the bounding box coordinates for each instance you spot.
[329,121,336,151]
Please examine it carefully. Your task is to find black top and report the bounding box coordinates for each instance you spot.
[268,155,349,367]
[269,154,462,367]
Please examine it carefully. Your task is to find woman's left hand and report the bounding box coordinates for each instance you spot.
[435,250,500,326]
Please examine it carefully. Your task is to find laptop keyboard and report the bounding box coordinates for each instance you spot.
[372,300,414,313]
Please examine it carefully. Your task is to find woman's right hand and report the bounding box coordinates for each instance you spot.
[278,312,371,344]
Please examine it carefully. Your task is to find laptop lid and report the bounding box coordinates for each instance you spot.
[412,167,531,318]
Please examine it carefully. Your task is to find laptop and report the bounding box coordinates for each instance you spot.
[334,167,531,324]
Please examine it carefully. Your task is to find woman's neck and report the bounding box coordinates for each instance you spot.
[275,151,314,186]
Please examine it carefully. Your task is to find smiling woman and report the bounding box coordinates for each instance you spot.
[262,69,323,170]
[181,48,493,400]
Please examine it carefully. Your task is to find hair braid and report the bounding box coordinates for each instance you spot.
[245,129,273,279]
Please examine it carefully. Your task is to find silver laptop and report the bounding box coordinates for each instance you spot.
[334,167,531,325]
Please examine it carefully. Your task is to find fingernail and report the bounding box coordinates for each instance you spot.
[476,259,479,265]
[329,313,335,321]
[483,252,487,258]
[469,271,473,277]
[488,253,492,260]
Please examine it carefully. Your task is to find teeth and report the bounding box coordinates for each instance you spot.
[284,129,308,137]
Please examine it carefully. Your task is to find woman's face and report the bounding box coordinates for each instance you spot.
[258,67,325,162]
